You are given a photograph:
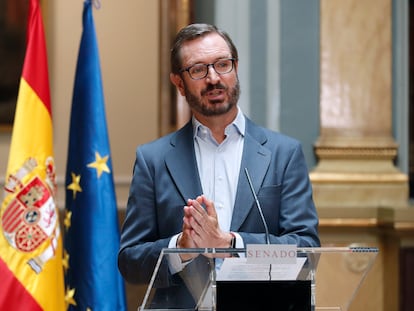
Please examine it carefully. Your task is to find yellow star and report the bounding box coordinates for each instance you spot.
[67,173,82,199]
[62,250,70,272]
[64,210,72,231]
[65,287,77,307]
[87,152,110,178]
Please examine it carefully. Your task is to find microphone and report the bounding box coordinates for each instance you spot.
[244,168,270,245]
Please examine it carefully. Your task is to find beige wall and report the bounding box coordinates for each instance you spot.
[0,1,160,209]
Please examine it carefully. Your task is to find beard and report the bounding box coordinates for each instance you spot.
[183,78,241,117]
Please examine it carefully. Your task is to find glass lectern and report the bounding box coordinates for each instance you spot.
[138,247,378,311]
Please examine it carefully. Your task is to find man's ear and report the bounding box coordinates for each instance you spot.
[170,73,186,96]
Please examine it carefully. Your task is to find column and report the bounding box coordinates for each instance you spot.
[310,0,408,209]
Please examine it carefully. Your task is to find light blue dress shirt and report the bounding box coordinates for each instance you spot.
[168,108,245,272]
[192,108,245,232]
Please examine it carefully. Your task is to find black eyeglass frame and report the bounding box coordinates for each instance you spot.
[179,58,236,80]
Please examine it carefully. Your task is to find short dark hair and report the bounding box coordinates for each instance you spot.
[170,23,239,74]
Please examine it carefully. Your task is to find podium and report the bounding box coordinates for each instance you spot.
[138,247,378,311]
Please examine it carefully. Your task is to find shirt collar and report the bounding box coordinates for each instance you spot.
[192,107,246,140]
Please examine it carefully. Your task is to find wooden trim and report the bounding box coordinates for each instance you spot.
[159,0,192,136]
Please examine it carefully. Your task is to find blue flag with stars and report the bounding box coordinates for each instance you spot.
[64,1,127,310]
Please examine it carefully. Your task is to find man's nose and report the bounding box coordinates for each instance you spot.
[205,65,220,83]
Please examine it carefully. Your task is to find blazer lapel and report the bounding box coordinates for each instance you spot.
[231,122,271,231]
[165,122,204,202]
[164,119,271,231]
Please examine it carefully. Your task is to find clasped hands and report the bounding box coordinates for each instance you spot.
[177,195,233,262]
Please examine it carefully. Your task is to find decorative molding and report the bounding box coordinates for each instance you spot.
[310,172,408,183]
[314,146,398,160]
[319,218,380,227]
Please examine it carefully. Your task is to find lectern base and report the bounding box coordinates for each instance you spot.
[216,280,311,311]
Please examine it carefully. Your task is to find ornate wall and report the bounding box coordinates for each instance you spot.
[312,1,414,310]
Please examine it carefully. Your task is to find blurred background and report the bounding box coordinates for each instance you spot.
[1,0,413,310]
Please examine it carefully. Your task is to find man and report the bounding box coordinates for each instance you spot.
[118,23,320,308]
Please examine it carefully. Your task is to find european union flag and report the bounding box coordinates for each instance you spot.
[64,1,127,310]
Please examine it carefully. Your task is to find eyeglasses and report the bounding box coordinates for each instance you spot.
[180,58,236,80]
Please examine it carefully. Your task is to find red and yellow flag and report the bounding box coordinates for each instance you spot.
[0,0,65,310]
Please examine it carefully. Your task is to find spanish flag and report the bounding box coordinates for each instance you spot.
[0,0,65,310]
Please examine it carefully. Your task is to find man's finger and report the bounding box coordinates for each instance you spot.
[201,195,217,218]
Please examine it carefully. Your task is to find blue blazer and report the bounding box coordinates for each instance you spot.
[118,117,320,289]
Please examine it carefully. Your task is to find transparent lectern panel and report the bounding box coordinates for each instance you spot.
[138,249,216,311]
[138,247,378,311]
[310,248,378,311]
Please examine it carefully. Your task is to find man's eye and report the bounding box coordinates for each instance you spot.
[216,61,229,69]
[190,65,205,74]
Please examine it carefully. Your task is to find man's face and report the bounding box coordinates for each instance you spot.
[171,33,240,118]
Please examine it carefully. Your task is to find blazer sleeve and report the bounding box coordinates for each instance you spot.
[118,146,172,285]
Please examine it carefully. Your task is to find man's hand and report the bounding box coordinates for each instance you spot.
[184,195,233,251]
[176,203,198,262]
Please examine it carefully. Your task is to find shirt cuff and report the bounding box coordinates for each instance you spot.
[167,233,193,274]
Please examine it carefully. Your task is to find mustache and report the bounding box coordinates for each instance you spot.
[201,84,227,96]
